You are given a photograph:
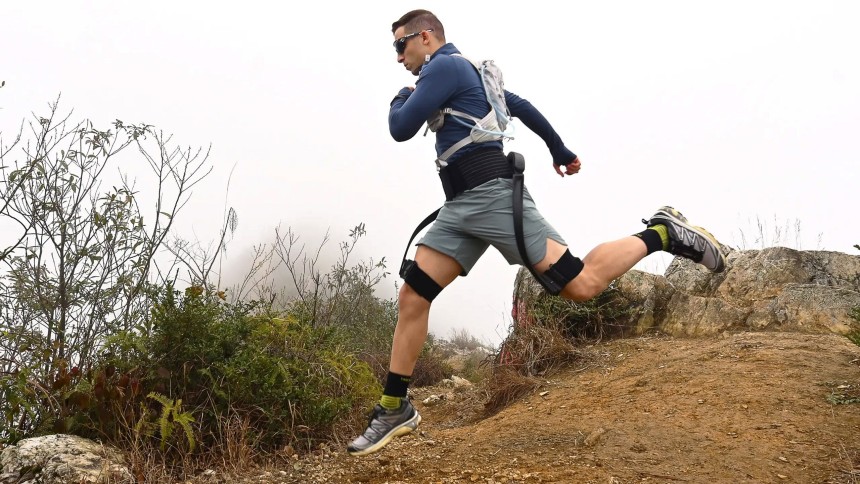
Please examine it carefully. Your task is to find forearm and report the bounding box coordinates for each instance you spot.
[389,88,422,141]
[506,91,576,165]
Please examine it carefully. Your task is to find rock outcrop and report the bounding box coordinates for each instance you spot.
[0,434,131,484]
[514,247,860,337]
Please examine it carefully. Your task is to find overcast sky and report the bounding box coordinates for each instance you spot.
[3,1,858,345]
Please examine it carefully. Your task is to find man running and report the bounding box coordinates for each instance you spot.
[348,9,725,456]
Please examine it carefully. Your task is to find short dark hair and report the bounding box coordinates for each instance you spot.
[391,9,446,43]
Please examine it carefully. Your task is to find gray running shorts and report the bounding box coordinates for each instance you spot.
[418,178,566,275]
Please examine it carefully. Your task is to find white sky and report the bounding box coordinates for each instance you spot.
[3,1,858,345]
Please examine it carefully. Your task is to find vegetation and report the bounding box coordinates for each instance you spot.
[96,286,381,453]
[485,274,635,412]
[0,100,210,445]
[3,99,851,481]
[0,101,455,480]
[447,328,491,352]
[438,328,494,383]
[848,244,860,348]
[850,304,860,348]
[732,215,822,250]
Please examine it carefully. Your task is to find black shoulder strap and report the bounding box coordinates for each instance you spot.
[509,152,563,295]
[399,207,442,278]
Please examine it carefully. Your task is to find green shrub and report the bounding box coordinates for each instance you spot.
[454,350,493,384]
[530,280,635,341]
[849,306,860,347]
[0,104,209,445]
[62,285,379,456]
[206,312,380,448]
[411,336,453,387]
[433,329,493,384]
[0,360,39,444]
[448,328,490,352]
[487,277,633,412]
[849,244,860,347]
[496,278,633,373]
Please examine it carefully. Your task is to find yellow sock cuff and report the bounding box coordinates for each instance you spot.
[650,224,670,251]
[380,395,402,410]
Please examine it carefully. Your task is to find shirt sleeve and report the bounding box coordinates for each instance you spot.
[505,90,577,165]
[388,58,460,142]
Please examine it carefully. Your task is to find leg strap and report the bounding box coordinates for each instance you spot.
[510,151,581,296]
[402,260,443,302]
[544,249,584,290]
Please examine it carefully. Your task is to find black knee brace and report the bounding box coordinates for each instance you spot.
[402,261,443,302]
[543,249,584,292]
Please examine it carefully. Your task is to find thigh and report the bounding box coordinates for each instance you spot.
[535,237,570,272]
[464,179,566,267]
[414,244,465,289]
[419,203,491,276]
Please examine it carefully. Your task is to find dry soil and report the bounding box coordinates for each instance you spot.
[225,332,860,484]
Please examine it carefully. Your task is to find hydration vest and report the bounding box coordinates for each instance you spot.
[425,55,515,169]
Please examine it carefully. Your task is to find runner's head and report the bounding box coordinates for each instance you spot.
[392,10,445,75]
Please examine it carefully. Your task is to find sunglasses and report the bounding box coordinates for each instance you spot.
[394,29,433,55]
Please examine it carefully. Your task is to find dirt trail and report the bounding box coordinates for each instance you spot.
[281,332,860,483]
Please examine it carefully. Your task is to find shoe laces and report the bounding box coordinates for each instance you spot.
[366,405,384,427]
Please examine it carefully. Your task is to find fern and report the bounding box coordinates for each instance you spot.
[133,401,152,437]
[173,407,196,452]
[146,392,196,452]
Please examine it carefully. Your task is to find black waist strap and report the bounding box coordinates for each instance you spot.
[439,148,513,201]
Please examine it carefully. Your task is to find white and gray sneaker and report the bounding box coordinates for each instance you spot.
[347,399,421,456]
[644,206,726,273]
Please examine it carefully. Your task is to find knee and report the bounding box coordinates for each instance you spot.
[559,268,602,302]
[401,260,444,303]
[541,249,587,298]
[398,283,431,315]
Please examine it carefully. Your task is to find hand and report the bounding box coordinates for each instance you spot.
[391,87,414,106]
[554,157,581,177]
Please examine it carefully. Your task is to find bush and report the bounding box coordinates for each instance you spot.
[497,276,632,372]
[0,103,210,445]
[61,285,380,463]
[532,280,635,341]
[448,328,490,352]
[850,244,860,347]
[410,334,453,387]
[849,306,860,347]
[485,274,634,413]
[433,329,494,384]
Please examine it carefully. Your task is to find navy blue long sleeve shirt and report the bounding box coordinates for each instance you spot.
[388,43,576,166]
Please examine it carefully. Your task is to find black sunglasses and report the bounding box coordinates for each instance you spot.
[394,29,433,55]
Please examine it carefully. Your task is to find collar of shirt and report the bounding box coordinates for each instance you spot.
[420,43,461,75]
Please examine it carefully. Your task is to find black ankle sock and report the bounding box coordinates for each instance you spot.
[383,371,411,399]
[634,228,664,255]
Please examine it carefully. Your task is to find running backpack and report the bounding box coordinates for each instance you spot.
[427,55,516,168]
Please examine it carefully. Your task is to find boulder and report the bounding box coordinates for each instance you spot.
[512,247,860,338]
[0,434,131,484]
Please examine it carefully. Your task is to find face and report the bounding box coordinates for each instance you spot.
[393,26,427,76]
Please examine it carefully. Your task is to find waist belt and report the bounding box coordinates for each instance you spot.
[438,148,513,201]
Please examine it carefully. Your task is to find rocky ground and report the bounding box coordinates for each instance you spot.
[200,331,860,484]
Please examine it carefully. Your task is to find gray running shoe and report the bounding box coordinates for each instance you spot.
[347,399,421,456]
[644,206,726,273]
